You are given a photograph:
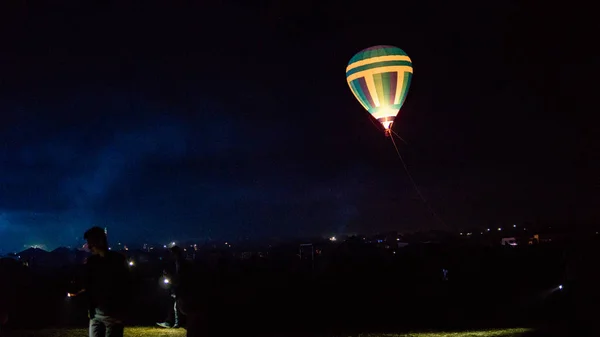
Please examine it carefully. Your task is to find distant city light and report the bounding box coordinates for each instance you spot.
[129,261,134,266]
[513,224,517,227]
[487,229,490,232]
[330,236,337,242]
[498,228,502,231]
[559,285,563,290]
[163,278,170,284]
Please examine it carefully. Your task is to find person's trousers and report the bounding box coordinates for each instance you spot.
[166,297,181,326]
[89,312,124,337]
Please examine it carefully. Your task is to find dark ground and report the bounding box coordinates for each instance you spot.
[1,237,599,337]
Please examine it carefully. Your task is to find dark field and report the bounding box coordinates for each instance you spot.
[1,236,599,337]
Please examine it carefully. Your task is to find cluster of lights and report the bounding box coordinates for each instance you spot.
[459,225,532,236]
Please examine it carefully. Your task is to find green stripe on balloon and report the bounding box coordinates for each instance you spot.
[350,79,372,110]
[345,60,412,77]
[348,46,409,64]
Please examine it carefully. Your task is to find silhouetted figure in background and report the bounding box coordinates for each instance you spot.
[70,226,131,337]
[157,246,188,329]
[173,249,207,337]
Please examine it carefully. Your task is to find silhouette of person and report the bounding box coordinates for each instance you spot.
[157,246,188,328]
[69,226,131,337]
[172,248,207,337]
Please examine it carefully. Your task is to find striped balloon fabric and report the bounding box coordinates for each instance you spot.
[346,45,413,132]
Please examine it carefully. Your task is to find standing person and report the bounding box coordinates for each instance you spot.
[157,246,189,329]
[156,246,186,329]
[176,252,208,337]
[69,226,131,337]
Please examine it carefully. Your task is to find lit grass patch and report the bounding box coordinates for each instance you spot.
[5,326,187,337]
[371,328,532,337]
[5,327,532,337]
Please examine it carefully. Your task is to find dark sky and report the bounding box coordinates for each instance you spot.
[0,1,593,250]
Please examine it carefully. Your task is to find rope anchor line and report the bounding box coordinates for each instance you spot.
[388,132,448,229]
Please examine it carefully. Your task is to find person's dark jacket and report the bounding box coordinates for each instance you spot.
[84,251,132,318]
[172,258,205,315]
[170,258,193,297]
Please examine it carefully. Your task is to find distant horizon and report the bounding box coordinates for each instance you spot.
[1,222,596,254]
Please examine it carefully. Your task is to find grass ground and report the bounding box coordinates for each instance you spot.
[4,327,532,337]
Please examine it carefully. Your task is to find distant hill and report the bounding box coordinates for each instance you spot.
[51,246,72,254]
[17,247,50,258]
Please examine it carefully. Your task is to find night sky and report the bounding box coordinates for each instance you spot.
[0,1,593,251]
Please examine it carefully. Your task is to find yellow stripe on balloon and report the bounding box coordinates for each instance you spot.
[346,55,412,72]
[394,72,405,105]
[373,73,385,108]
[346,66,413,83]
[364,74,380,108]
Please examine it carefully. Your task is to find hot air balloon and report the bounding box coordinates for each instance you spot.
[346,45,413,136]
[345,46,446,228]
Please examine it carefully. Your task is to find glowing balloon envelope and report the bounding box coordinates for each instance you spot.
[346,45,413,133]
